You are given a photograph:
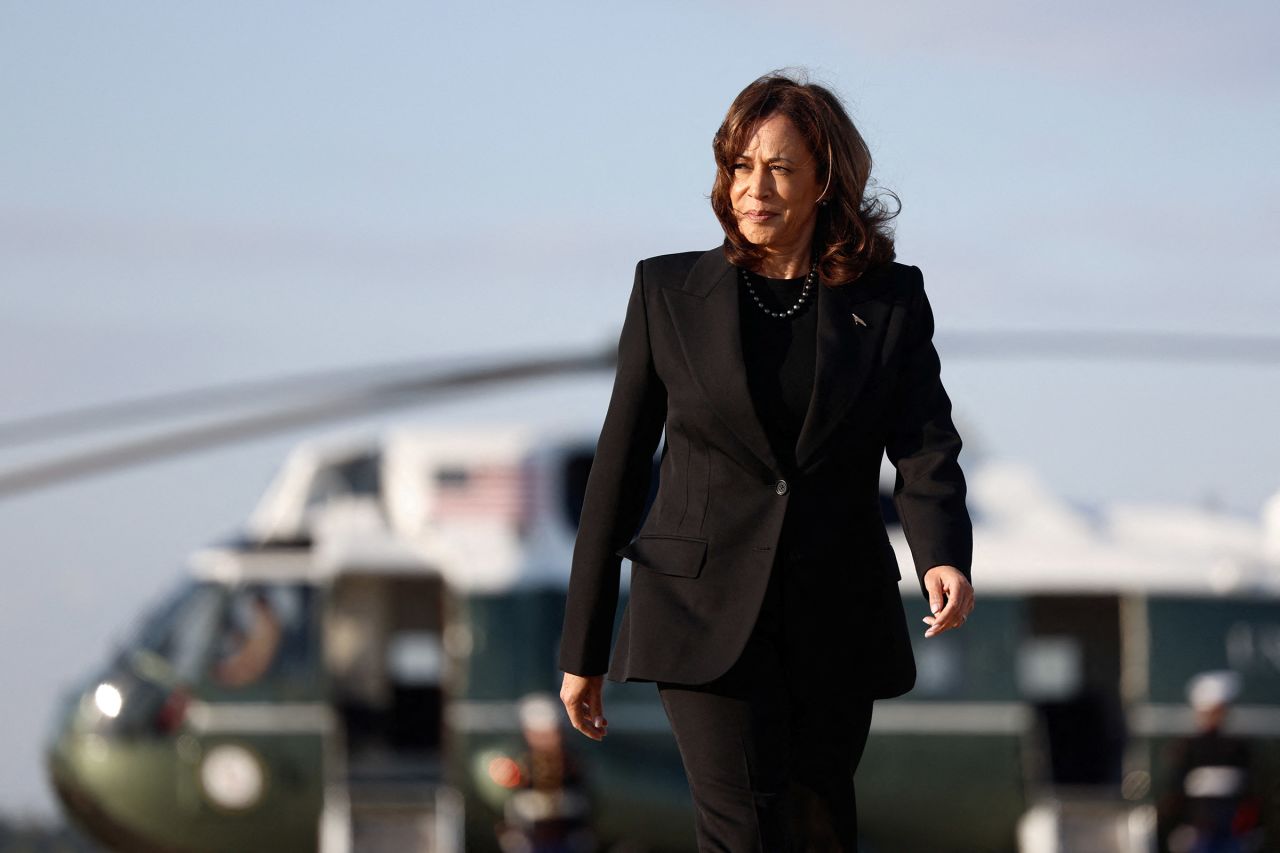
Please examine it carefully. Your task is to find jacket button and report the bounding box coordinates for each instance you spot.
[775,479,788,495]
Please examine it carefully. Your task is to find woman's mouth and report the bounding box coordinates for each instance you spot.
[742,210,778,223]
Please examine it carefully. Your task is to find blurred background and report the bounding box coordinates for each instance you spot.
[2,1,1278,850]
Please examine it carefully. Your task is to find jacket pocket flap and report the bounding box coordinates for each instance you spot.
[616,534,708,578]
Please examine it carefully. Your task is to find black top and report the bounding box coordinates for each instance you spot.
[737,268,818,473]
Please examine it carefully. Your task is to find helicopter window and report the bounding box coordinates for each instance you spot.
[305,452,382,508]
[209,584,313,688]
[129,581,224,682]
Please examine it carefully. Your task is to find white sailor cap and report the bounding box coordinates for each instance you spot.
[1187,670,1241,711]
[517,691,562,730]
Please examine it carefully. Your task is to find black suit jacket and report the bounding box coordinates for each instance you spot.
[558,245,973,698]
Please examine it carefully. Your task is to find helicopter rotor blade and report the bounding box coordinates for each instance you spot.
[0,329,1276,500]
[5,328,1276,451]
[940,330,1280,363]
[0,346,614,500]
[0,354,525,450]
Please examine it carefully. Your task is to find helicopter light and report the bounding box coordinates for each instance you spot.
[200,744,265,810]
[487,755,523,789]
[93,683,123,719]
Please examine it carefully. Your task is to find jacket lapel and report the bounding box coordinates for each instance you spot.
[663,248,780,475]
[663,246,888,477]
[794,264,889,472]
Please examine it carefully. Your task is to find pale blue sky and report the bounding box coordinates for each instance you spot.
[1,0,1277,817]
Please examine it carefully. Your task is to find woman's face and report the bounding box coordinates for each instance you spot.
[729,113,823,261]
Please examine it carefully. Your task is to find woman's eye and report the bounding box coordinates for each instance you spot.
[770,165,790,174]
[731,163,749,172]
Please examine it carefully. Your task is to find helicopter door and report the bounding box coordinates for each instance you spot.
[1020,595,1127,789]
[325,573,447,763]
[324,573,452,850]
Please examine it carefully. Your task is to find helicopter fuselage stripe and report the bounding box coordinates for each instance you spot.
[186,701,336,734]
[1130,704,1280,737]
[445,700,1280,737]
[179,699,1280,737]
[445,700,1033,735]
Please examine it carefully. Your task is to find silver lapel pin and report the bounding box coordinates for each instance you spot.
[850,312,867,327]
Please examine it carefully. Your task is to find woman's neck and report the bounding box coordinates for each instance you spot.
[755,244,813,279]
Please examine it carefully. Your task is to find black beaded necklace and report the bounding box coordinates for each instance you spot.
[739,263,817,319]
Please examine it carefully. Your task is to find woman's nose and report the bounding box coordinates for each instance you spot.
[747,169,771,199]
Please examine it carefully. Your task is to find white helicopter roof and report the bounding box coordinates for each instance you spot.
[226,421,1280,598]
[952,460,1280,598]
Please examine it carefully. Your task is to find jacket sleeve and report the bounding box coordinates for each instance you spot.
[884,265,974,599]
[558,261,668,676]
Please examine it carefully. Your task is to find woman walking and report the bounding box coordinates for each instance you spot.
[558,71,975,851]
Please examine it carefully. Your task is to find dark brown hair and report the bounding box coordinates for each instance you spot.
[711,70,899,285]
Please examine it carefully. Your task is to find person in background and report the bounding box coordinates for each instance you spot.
[212,590,282,688]
[495,692,596,853]
[1159,671,1264,853]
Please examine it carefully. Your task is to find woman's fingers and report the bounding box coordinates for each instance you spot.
[923,603,964,636]
[923,597,972,634]
[560,673,608,741]
[922,566,975,638]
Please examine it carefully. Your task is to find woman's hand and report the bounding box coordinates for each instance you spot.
[560,672,609,741]
[921,565,974,638]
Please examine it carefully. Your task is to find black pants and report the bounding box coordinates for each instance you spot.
[656,533,876,852]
